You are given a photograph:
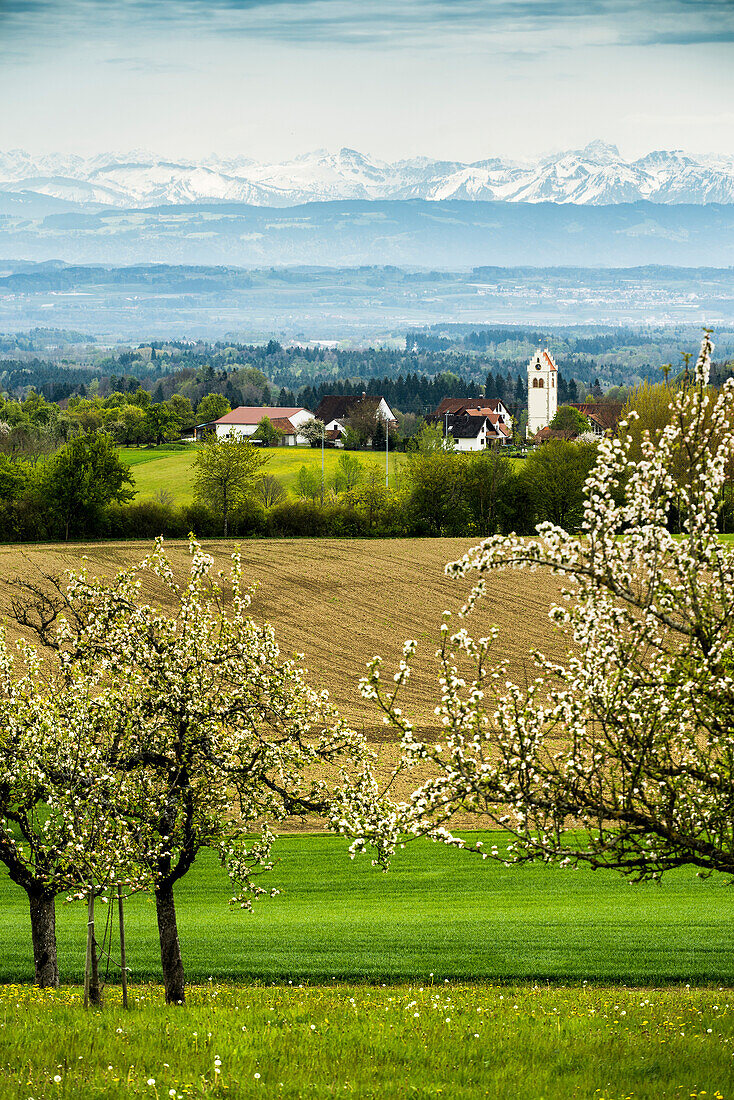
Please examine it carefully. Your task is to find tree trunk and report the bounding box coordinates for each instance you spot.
[84,890,102,1008]
[155,884,185,1004]
[118,885,129,1010]
[29,892,59,989]
[223,487,228,538]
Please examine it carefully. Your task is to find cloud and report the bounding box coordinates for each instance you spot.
[2,0,733,52]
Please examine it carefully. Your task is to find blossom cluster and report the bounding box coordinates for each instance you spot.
[349,334,734,883]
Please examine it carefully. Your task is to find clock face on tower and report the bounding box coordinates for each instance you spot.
[535,363,541,370]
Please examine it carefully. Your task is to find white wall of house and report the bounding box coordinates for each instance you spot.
[376,397,395,422]
[452,423,488,451]
[290,409,316,430]
[215,423,256,440]
[454,436,479,451]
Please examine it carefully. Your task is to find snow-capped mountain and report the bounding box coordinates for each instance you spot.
[1,142,733,208]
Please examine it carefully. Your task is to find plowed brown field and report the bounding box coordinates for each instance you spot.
[0,538,568,725]
[0,538,569,825]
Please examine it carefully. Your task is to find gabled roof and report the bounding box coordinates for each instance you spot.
[534,427,578,442]
[447,414,486,439]
[315,395,373,423]
[434,397,487,418]
[270,417,299,434]
[569,403,623,431]
[528,349,558,373]
[216,406,307,426]
[434,397,511,419]
[466,408,504,426]
[315,394,394,424]
[484,398,508,413]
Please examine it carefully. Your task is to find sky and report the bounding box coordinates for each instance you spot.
[2,0,733,162]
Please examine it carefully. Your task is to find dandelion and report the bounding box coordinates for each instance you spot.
[147,1080,156,1087]
[254,1073,261,1080]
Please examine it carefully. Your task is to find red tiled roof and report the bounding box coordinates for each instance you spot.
[534,427,577,442]
[543,350,558,372]
[270,417,298,433]
[434,397,487,417]
[569,403,623,430]
[215,406,307,426]
[435,397,510,419]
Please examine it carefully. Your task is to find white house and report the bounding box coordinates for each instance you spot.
[443,413,511,451]
[445,415,490,451]
[434,398,513,442]
[527,349,558,437]
[212,406,314,446]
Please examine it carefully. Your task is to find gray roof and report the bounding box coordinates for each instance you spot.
[447,415,485,439]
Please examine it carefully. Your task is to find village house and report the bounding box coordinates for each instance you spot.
[197,406,315,445]
[431,397,513,450]
[434,397,513,432]
[569,402,623,436]
[314,394,397,445]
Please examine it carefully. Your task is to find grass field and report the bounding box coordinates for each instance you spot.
[2,837,734,1097]
[119,445,406,505]
[2,837,734,987]
[1,536,733,1097]
[1,981,731,1098]
[0,537,566,730]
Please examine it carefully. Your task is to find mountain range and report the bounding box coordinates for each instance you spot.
[2,142,734,208]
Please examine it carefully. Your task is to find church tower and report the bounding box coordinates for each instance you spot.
[527,348,558,438]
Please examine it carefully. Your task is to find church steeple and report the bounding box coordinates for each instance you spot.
[526,348,558,438]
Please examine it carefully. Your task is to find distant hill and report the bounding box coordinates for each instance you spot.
[1,199,733,268]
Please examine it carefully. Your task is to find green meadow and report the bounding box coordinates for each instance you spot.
[4,835,734,986]
[1,982,731,1099]
[3,836,734,1097]
[119,445,405,505]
